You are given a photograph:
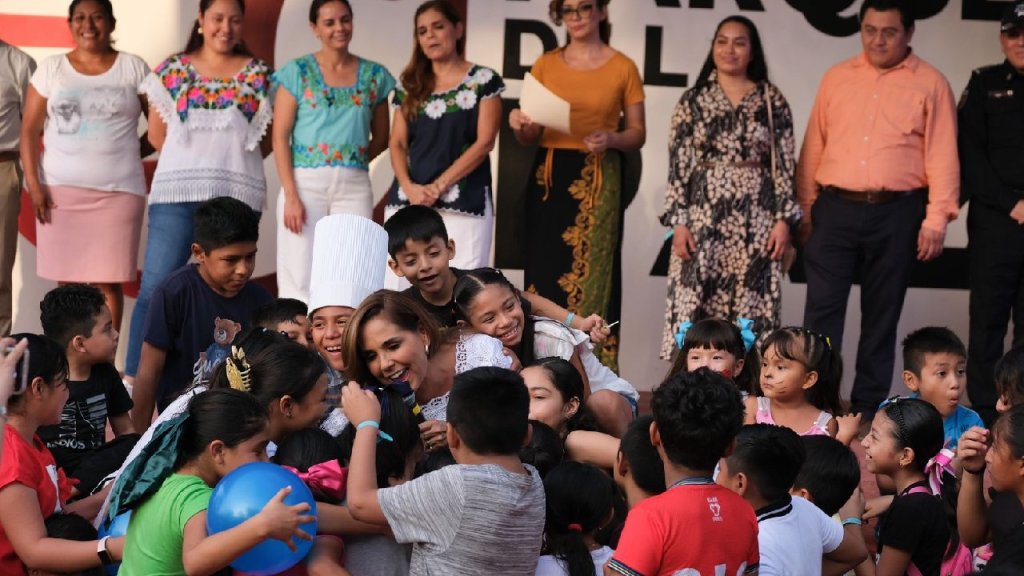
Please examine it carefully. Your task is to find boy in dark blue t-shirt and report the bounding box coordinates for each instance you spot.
[130,197,271,431]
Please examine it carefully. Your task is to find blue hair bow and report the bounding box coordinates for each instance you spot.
[736,317,756,352]
[674,321,693,349]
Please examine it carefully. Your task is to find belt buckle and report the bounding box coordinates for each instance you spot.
[864,190,884,204]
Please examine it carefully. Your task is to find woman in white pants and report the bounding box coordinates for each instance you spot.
[273,0,395,301]
[385,1,503,269]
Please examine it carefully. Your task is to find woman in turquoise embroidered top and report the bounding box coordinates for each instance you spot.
[272,0,395,302]
[385,0,505,270]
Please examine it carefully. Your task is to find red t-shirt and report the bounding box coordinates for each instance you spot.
[0,424,74,576]
[608,483,759,576]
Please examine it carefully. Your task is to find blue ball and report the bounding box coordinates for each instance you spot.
[98,510,131,576]
[206,462,318,576]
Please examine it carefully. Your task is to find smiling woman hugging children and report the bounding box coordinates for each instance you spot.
[340,367,545,574]
[341,290,512,454]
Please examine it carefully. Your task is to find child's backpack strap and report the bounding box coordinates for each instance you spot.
[902,485,973,576]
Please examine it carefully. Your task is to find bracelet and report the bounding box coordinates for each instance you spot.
[356,420,380,431]
[841,517,863,527]
[563,312,576,328]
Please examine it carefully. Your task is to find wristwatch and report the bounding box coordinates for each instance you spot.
[97,536,114,565]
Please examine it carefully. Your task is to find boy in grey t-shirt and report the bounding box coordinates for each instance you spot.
[341,366,545,575]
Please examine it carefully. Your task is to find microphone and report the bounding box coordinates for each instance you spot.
[389,379,427,423]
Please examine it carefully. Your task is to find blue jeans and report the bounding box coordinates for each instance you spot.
[124,202,202,376]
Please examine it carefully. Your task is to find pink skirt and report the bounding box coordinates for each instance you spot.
[37,185,145,283]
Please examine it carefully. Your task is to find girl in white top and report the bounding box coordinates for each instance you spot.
[124,0,273,384]
[453,268,638,437]
[20,0,150,330]
[535,461,616,576]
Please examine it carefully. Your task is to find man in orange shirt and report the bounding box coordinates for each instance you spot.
[796,0,959,419]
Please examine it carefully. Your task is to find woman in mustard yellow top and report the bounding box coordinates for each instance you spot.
[509,0,645,372]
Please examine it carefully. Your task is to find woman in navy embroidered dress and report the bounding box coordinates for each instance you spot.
[386,0,504,269]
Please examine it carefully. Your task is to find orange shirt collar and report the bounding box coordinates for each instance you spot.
[852,49,920,73]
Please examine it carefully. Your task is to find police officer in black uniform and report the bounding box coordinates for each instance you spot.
[960,0,1024,426]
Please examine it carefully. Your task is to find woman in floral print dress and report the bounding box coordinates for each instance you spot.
[386,0,504,269]
[659,15,801,360]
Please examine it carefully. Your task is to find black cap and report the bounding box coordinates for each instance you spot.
[1002,1,1024,32]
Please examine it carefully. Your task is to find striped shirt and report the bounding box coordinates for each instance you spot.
[378,463,545,575]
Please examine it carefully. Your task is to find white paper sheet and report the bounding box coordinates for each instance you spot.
[520,73,571,135]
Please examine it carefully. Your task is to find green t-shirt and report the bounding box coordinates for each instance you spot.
[120,474,212,576]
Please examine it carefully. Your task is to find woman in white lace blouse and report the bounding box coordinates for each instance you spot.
[341,290,512,453]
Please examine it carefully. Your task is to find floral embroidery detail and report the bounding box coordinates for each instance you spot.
[424,99,446,119]
[473,68,494,85]
[454,89,477,110]
[441,183,461,204]
[155,55,270,124]
[279,55,395,168]
[293,55,381,111]
[406,65,503,120]
[292,143,368,168]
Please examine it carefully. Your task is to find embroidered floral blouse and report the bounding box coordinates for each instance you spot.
[142,54,273,210]
[274,55,395,170]
[386,65,504,216]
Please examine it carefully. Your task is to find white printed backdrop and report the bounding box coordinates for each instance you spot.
[4,0,1010,394]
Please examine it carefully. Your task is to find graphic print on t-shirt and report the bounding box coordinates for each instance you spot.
[192,316,243,386]
[50,86,129,136]
[48,393,107,451]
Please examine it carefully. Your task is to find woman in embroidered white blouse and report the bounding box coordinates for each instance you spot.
[20,0,151,330]
[124,0,274,387]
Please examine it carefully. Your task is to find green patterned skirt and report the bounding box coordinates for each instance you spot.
[524,147,622,371]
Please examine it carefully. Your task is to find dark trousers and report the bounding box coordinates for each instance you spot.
[803,191,924,413]
[51,433,140,496]
[967,201,1024,420]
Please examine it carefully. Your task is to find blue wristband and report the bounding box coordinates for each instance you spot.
[356,420,380,431]
[841,517,863,526]
[564,312,576,328]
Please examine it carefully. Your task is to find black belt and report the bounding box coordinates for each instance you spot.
[821,185,926,205]
[0,151,17,162]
